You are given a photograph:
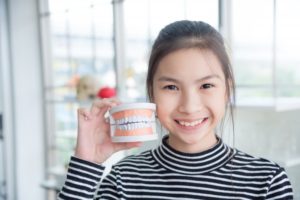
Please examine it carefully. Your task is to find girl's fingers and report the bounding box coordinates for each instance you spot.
[90,98,121,116]
[77,108,92,121]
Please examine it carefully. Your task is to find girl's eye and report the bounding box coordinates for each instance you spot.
[163,85,178,90]
[201,83,214,89]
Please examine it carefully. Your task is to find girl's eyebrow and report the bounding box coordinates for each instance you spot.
[157,74,222,83]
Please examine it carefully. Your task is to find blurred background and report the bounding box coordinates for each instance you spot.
[0,0,300,199]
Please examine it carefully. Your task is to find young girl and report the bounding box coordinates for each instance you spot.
[58,20,293,199]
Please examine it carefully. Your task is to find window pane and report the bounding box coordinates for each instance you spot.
[276,0,300,97]
[46,1,114,169]
[185,0,219,28]
[232,0,274,101]
[49,2,115,89]
[49,0,112,13]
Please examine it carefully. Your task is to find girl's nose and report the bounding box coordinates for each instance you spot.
[178,91,202,114]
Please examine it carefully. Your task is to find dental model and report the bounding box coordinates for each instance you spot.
[109,103,157,142]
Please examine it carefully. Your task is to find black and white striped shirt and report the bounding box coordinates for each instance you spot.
[58,136,293,199]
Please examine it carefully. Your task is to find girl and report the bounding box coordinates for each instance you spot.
[58,20,293,199]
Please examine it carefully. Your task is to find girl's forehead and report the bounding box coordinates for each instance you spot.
[155,48,225,79]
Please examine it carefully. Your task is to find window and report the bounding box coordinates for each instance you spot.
[232,0,274,105]
[276,0,300,106]
[41,0,114,170]
[231,0,300,108]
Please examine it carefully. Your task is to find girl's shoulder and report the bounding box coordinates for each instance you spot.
[232,148,283,171]
[114,149,155,167]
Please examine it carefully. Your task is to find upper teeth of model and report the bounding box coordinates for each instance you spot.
[178,119,204,127]
[114,115,154,125]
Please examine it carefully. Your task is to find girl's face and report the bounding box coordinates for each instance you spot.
[153,48,227,153]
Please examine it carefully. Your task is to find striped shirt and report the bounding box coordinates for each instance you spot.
[58,136,293,199]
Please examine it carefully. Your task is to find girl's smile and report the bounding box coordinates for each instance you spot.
[153,48,227,153]
[174,117,208,131]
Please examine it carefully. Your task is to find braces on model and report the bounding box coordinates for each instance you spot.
[112,116,155,131]
[112,115,155,131]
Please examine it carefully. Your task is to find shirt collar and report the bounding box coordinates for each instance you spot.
[152,135,235,174]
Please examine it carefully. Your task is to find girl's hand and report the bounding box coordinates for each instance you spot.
[74,98,142,164]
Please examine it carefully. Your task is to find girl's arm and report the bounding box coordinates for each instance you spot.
[266,167,294,199]
[57,156,106,199]
[57,98,140,199]
[57,156,120,200]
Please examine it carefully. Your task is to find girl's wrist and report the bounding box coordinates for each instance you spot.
[74,149,106,164]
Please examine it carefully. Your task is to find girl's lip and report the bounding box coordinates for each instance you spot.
[174,118,208,131]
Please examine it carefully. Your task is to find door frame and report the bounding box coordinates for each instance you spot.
[0,0,17,199]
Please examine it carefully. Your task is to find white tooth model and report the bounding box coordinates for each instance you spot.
[109,103,157,143]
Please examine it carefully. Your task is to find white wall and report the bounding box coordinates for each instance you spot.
[233,107,300,199]
[6,0,46,198]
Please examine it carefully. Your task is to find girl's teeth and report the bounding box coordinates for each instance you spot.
[178,119,204,127]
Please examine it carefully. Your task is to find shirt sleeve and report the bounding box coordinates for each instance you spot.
[266,167,294,200]
[94,165,120,199]
[57,156,106,200]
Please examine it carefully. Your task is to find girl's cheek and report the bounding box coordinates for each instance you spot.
[156,99,169,113]
[156,97,171,110]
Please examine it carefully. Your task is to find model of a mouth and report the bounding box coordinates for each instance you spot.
[109,103,157,142]
[111,109,155,136]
